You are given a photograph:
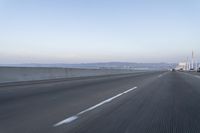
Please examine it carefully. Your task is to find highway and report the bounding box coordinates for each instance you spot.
[1,71,200,133]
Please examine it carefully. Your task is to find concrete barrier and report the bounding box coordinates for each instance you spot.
[0,67,143,83]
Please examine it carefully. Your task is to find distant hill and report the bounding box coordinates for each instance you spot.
[0,62,177,70]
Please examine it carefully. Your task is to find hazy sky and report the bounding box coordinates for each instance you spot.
[0,0,200,64]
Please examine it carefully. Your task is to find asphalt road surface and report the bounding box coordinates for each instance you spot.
[1,71,200,133]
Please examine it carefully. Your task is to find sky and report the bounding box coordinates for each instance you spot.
[0,0,200,64]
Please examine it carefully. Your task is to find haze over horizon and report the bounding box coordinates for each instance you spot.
[1,0,200,64]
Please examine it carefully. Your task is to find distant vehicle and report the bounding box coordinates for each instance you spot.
[197,68,200,72]
[171,69,175,72]
[179,68,183,71]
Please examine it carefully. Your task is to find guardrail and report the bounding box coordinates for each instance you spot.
[0,67,142,83]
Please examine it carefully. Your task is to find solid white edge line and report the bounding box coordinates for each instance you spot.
[54,86,137,127]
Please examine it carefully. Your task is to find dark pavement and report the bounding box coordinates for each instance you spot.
[1,71,200,133]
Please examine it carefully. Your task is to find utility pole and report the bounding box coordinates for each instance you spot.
[192,51,194,70]
[196,60,198,71]
[187,57,189,71]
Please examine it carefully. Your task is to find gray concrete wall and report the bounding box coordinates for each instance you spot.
[0,67,142,83]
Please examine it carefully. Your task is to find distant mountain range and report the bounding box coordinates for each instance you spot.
[0,62,177,70]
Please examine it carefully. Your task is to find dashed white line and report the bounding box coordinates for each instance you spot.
[195,75,200,79]
[54,116,78,127]
[182,72,200,79]
[54,86,138,127]
[158,72,168,78]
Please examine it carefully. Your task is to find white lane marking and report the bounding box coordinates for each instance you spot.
[195,75,200,79]
[77,87,135,115]
[54,86,138,127]
[158,72,168,78]
[182,72,200,79]
[54,116,78,127]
